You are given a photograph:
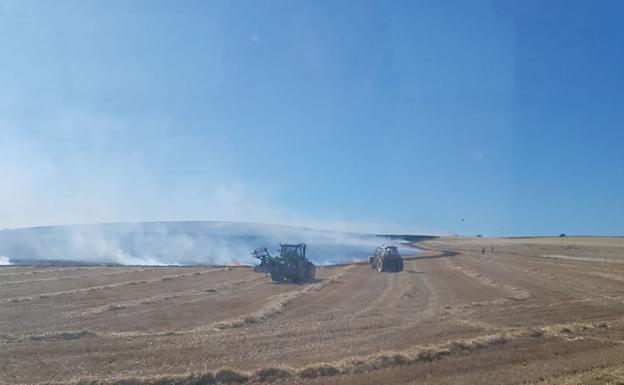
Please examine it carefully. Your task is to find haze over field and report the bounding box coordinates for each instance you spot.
[0,221,417,266]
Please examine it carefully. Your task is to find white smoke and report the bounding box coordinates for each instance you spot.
[0,116,431,265]
[0,255,11,265]
[0,222,417,266]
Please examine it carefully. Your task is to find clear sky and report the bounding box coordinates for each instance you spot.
[1,0,623,236]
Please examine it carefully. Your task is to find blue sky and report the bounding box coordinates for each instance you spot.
[0,0,622,236]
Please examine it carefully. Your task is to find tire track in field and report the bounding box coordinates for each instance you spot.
[340,259,441,347]
[380,259,431,313]
[212,265,356,330]
[410,258,443,319]
[453,253,582,302]
[503,254,624,290]
[353,259,436,324]
[418,256,510,309]
[0,268,228,304]
[79,265,357,339]
[68,273,265,317]
[208,264,389,365]
[407,255,524,338]
[0,268,160,287]
[399,257,497,335]
[0,267,87,278]
[351,266,396,318]
[443,258,533,301]
[514,259,624,299]
[346,258,443,339]
[441,249,624,331]
[35,320,618,385]
[414,256,502,340]
[517,253,624,275]
[229,261,438,367]
[473,252,618,300]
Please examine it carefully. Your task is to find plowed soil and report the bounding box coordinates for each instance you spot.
[2,236,624,384]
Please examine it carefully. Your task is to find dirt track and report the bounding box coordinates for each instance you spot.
[2,237,624,384]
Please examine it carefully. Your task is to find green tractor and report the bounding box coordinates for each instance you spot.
[252,243,316,283]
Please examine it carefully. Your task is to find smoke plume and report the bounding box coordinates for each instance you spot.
[0,221,415,266]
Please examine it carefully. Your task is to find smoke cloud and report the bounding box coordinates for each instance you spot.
[1,112,432,266]
[0,222,416,266]
[0,113,434,234]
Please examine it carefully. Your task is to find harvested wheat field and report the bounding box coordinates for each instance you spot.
[2,237,624,384]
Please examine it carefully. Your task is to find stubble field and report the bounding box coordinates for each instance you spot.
[2,237,624,384]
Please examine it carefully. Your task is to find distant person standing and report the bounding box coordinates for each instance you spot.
[491,246,494,253]
[481,247,485,255]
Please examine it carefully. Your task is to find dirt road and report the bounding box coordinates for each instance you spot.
[2,237,624,384]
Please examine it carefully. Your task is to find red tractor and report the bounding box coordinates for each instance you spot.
[369,245,403,272]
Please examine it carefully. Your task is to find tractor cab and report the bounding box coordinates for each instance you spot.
[383,246,399,257]
[280,243,306,259]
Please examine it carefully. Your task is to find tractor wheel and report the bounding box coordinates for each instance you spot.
[376,258,384,272]
[304,263,316,281]
[291,261,304,283]
[270,266,285,282]
[396,258,404,272]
